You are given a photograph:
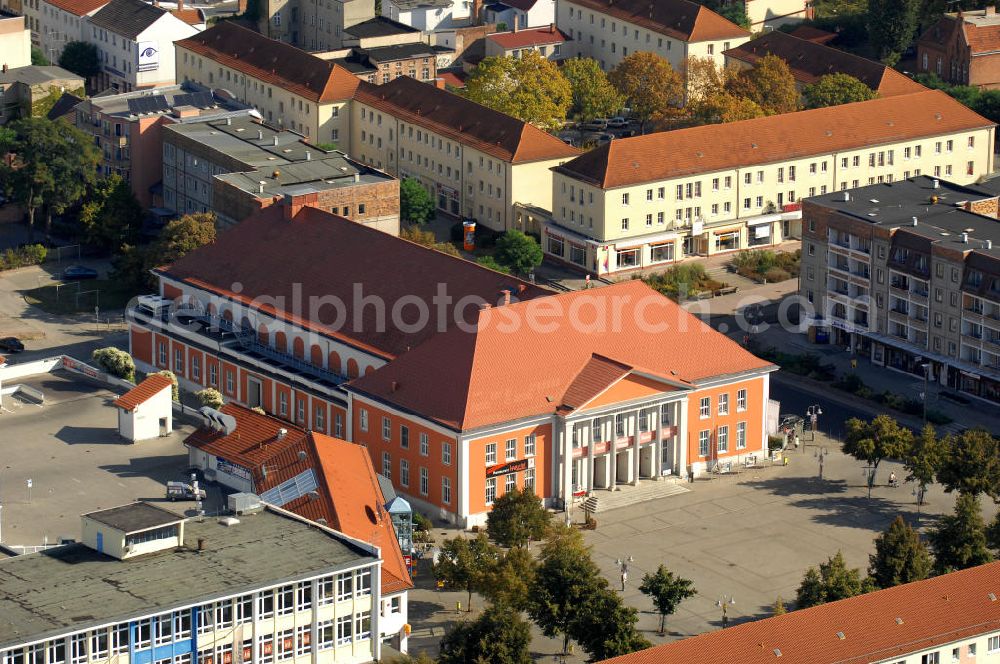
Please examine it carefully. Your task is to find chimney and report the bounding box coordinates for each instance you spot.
[283,194,305,220]
[962,232,969,243]
[226,116,231,125]
[1,64,7,74]
[912,216,918,226]
[987,240,993,249]
[517,283,528,294]
[390,380,399,392]
[843,191,850,202]
[933,179,940,189]
[273,135,278,146]
[305,150,311,161]
[986,5,996,16]
[197,538,205,552]
[177,0,184,9]
[513,14,518,32]
[549,22,555,33]
[257,129,263,140]
[278,427,287,438]
[499,289,511,306]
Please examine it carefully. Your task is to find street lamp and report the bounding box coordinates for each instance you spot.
[806,405,823,441]
[862,465,877,499]
[912,486,922,529]
[616,555,633,591]
[814,446,828,479]
[920,362,931,424]
[717,595,736,628]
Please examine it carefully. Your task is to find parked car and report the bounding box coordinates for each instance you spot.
[166,481,207,501]
[608,116,629,128]
[62,265,99,280]
[581,118,609,131]
[0,337,24,353]
[595,132,615,144]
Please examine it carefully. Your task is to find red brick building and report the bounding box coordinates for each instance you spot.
[917,7,1000,90]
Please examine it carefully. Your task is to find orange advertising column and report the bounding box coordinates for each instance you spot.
[463,220,476,251]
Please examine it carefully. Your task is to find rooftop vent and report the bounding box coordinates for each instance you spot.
[990,593,997,602]
[895,617,904,624]
[273,135,278,146]
[843,191,850,202]
[987,240,994,250]
[298,450,308,461]
[836,631,845,640]
[933,179,940,189]
[226,117,231,125]
[869,199,880,203]
[962,232,969,243]
[305,150,311,161]
[257,129,263,140]
[277,428,288,439]
[774,649,782,658]
[912,216,918,226]
[200,407,236,435]
[219,516,240,527]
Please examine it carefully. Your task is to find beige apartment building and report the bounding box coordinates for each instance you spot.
[351,75,578,229]
[175,22,360,145]
[540,90,995,277]
[800,176,1000,406]
[555,0,749,72]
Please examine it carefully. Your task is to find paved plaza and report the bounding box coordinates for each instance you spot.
[405,430,994,661]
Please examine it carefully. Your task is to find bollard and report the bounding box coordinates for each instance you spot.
[456,601,462,612]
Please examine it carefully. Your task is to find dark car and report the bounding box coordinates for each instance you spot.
[62,265,99,280]
[0,337,25,353]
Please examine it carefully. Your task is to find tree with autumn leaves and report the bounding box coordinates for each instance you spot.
[609,52,684,133]
[464,50,572,130]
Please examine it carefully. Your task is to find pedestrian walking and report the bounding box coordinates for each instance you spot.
[621,570,628,592]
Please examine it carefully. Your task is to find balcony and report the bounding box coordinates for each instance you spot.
[964,329,984,341]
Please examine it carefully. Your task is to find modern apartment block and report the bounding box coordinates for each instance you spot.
[162,115,399,232]
[555,0,749,72]
[800,176,1000,405]
[0,502,393,664]
[538,90,995,276]
[600,561,1000,664]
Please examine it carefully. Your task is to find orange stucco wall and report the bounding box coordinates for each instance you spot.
[586,374,678,410]
[686,376,767,463]
[466,422,552,516]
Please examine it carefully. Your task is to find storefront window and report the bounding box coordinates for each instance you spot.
[569,244,586,265]
[547,235,564,256]
[715,232,740,252]
[616,248,639,269]
[650,243,674,263]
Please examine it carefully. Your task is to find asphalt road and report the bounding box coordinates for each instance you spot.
[770,373,871,441]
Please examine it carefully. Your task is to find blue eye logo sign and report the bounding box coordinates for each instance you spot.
[137,41,159,71]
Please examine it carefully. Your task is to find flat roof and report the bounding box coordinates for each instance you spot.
[80,84,249,121]
[807,176,1000,258]
[0,507,376,649]
[83,502,183,533]
[164,116,320,168]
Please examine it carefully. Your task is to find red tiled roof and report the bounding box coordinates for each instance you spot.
[487,26,569,49]
[347,280,775,431]
[437,70,468,89]
[554,90,994,189]
[723,31,926,95]
[170,8,204,25]
[963,18,1000,54]
[161,204,549,359]
[44,0,107,16]
[113,374,173,411]
[565,0,748,42]
[184,405,412,593]
[788,25,837,44]
[353,76,579,164]
[601,562,1000,664]
[175,23,360,103]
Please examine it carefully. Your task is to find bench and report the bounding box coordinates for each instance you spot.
[715,286,739,296]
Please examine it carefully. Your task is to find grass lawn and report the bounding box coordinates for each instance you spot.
[23,279,136,315]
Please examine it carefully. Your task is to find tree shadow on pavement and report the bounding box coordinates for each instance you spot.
[742,476,848,497]
[789,495,930,532]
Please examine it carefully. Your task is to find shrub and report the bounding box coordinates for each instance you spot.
[763,267,791,283]
[251,406,266,415]
[0,244,48,271]
[91,347,135,382]
[643,263,723,299]
[196,388,224,409]
[475,255,512,274]
[730,249,799,283]
[154,370,179,401]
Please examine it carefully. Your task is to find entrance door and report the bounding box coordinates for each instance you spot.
[247,377,263,409]
[639,446,653,478]
[616,450,631,484]
[593,456,607,489]
[159,418,169,436]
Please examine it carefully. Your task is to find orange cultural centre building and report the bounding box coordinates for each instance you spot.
[128,199,776,527]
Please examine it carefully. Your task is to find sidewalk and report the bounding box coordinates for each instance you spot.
[747,322,1000,435]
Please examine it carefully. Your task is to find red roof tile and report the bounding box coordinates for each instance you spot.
[565,0,748,42]
[788,25,837,44]
[601,562,1000,664]
[113,374,173,411]
[161,204,549,359]
[43,0,107,16]
[175,23,360,103]
[353,76,579,164]
[347,280,775,431]
[554,90,994,189]
[487,26,569,49]
[170,8,204,25]
[437,70,468,89]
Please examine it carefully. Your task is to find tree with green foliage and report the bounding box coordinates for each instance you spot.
[154,370,180,401]
[481,546,537,612]
[433,534,500,611]
[114,212,217,291]
[929,492,993,574]
[486,487,550,548]
[78,175,144,252]
[570,587,650,660]
[725,54,800,115]
[691,92,765,124]
[464,51,572,130]
[638,565,696,635]
[475,255,511,274]
[58,41,101,80]
[868,516,932,589]
[803,73,878,108]
[495,230,542,276]
[936,429,1000,499]
[31,47,50,66]
[796,551,871,609]
[986,512,1000,553]
[561,57,624,121]
[683,55,723,102]
[196,388,224,409]
[91,347,135,382]
[400,178,435,224]
[0,117,99,242]
[772,596,787,616]
[867,0,919,66]
[528,525,606,654]
[438,604,532,664]
[609,51,684,133]
[843,415,913,491]
[905,425,945,506]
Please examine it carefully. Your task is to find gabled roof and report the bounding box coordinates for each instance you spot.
[113,374,173,411]
[185,405,412,594]
[487,25,569,49]
[601,562,1000,664]
[352,76,579,163]
[170,8,205,25]
[564,0,748,42]
[175,23,360,103]
[554,90,995,189]
[921,9,1000,55]
[47,91,84,121]
[161,204,549,359]
[490,0,538,11]
[43,0,107,17]
[347,280,775,431]
[89,0,174,40]
[723,31,926,96]
[788,25,837,44]
[344,16,420,38]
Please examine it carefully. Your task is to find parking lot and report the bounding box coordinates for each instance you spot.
[0,371,203,548]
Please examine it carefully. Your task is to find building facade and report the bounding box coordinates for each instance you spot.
[33,0,106,64]
[258,0,374,51]
[0,503,392,664]
[541,89,995,276]
[483,0,553,32]
[385,0,471,32]
[917,7,1000,90]
[555,0,749,72]
[800,176,1000,406]
[0,15,31,70]
[483,24,568,60]
[0,64,83,125]
[742,0,811,29]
